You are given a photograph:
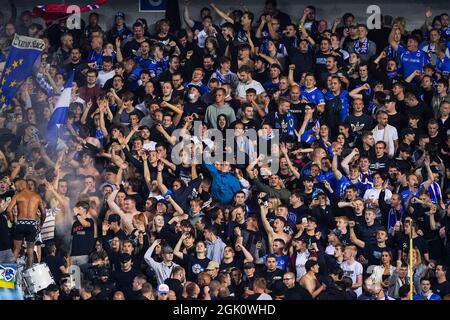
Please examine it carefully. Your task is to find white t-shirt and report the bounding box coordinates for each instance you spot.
[97,70,115,87]
[341,260,363,297]
[235,80,265,99]
[257,293,273,300]
[372,125,398,158]
[143,141,157,151]
[295,250,310,281]
[363,187,392,217]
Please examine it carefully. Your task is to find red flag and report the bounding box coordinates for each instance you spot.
[32,0,107,23]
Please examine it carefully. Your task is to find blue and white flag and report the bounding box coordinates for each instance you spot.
[46,70,74,147]
[0,34,45,112]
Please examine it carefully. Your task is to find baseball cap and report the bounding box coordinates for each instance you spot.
[158,284,170,294]
[157,198,169,205]
[304,175,314,182]
[119,253,131,263]
[384,95,396,103]
[187,84,204,95]
[115,12,125,20]
[312,189,325,200]
[114,62,124,69]
[108,214,121,224]
[206,261,220,270]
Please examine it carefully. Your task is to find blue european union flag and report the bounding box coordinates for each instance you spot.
[0,34,45,112]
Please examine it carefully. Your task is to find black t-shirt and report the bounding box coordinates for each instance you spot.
[345,114,373,135]
[406,102,432,128]
[220,259,244,273]
[172,178,202,213]
[183,100,207,118]
[314,52,333,81]
[288,205,310,224]
[364,244,394,265]
[182,253,210,282]
[123,38,147,59]
[165,278,184,299]
[284,284,314,300]
[394,234,429,257]
[44,254,65,285]
[355,222,384,248]
[0,214,11,251]
[432,280,450,298]
[337,231,352,247]
[391,157,413,174]
[252,70,270,85]
[388,112,408,132]
[71,217,95,256]
[262,268,284,290]
[111,268,139,299]
[290,102,307,124]
[0,190,15,202]
[369,154,389,174]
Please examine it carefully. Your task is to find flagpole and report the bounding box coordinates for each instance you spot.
[409,230,413,300]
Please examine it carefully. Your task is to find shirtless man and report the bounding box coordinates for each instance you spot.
[106,187,141,234]
[6,179,45,267]
[259,203,291,244]
[68,151,100,180]
[300,260,326,298]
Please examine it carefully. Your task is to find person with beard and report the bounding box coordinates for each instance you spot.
[369,51,402,90]
[283,271,313,300]
[314,38,334,79]
[264,97,298,142]
[252,56,270,85]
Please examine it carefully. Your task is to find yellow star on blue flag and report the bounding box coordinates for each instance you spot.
[0,34,45,112]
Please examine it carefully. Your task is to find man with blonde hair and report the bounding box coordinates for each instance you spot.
[341,245,363,297]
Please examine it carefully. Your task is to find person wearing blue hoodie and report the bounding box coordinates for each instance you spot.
[203,159,241,205]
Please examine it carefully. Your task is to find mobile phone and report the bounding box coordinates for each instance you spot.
[302,217,308,225]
